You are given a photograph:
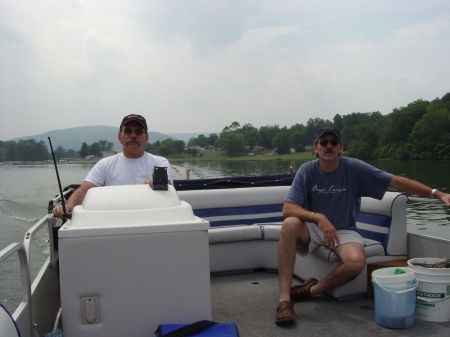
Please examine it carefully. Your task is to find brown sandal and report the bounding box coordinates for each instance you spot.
[275,300,295,325]
[290,278,318,301]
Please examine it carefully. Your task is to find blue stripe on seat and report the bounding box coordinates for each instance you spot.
[357,212,391,253]
[205,216,284,227]
[193,204,284,228]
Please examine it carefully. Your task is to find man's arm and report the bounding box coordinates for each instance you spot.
[282,201,340,248]
[282,201,315,223]
[52,181,97,218]
[390,175,450,206]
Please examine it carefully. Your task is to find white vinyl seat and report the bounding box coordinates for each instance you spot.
[179,188,408,299]
[0,303,21,337]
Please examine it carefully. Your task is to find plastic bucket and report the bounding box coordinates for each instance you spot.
[407,258,450,322]
[372,267,418,329]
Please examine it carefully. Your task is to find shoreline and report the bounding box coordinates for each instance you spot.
[0,150,317,165]
[3,151,449,166]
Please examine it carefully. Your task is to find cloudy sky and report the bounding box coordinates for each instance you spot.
[1,0,449,141]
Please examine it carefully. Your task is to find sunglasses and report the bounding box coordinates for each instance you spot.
[319,139,340,147]
[123,128,144,136]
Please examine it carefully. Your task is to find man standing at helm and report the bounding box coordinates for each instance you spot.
[53,114,173,218]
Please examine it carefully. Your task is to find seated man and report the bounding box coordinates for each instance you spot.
[275,125,450,325]
[53,114,173,218]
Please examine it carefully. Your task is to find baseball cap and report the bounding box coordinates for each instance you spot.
[120,114,148,131]
[315,125,342,142]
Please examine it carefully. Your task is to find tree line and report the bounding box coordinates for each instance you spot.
[1,92,449,161]
[186,92,449,159]
[0,139,114,162]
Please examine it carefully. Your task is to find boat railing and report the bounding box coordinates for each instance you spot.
[0,189,70,337]
[0,242,32,333]
[24,214,60,273]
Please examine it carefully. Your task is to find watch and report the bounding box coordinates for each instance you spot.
[430,189,438,199]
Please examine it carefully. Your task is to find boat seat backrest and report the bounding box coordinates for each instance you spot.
[178,186,290,227]
[357,193,408,256]
[179,188,407,256]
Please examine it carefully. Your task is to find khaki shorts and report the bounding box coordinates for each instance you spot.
[297,223,364,256]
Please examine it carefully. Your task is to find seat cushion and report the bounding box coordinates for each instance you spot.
[259,224,282,241]
[209,225,262,244]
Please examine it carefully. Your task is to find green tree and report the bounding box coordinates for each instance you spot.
[79,142,89,158]
[410,103,450,159]
[17,140,32,160]
[187,137,196,147]
[0,141,7,161]
[145,143,153,152]
[347,140,372,159]
[305,118,330,144]
[347,123,380,159]
[158,139,185,155]
[439,91,450,105]
[159,142,171,156]
[229,121,241,131]
[6,142,17,161]
[380,100,428,146]
[333,114,344,131]
[97,140,108,151]
[272,131,291,155]
[259,125,280,149]
[188,148,198,156]
[289,124,306,149]
[207,133,219,147]
[244,129,261,151]
[66,149,78,159]
[171,140,185,154]
[88,143,101,156]
[290,131,304,150]
[240,123,256,133]
[214,138,221,151]
[55,146,66,160]
[219,130,245,157]
[338,112,382,146]
[36,140,49,160]
[149,140,161,151]
[15,139,48,161]
[196,135,209,148]
[94,140,114,151]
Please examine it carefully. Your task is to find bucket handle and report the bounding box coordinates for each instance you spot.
[416,295,450,304]
[372,278,418,294]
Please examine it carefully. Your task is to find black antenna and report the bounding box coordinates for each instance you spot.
[48,137,70,219]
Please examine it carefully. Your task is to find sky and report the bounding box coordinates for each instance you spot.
[1,0,449,141]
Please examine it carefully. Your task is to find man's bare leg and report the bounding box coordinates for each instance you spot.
[278,217,310,302]
[309,242,365,296]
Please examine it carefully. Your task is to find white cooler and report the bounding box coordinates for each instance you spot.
[58,184,211,337]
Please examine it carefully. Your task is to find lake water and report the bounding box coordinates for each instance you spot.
[0,159,449,311]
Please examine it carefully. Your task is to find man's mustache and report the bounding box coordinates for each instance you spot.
[126,138,141,145]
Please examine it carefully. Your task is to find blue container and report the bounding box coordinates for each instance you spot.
[155,323,239,336]
[372,267,418,329]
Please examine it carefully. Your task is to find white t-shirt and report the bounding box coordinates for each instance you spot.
[85,152,173,186]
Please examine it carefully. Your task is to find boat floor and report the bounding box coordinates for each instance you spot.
[210,270,449,337]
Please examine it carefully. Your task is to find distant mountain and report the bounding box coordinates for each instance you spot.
[7,126,217,151]
[9,126,175,151]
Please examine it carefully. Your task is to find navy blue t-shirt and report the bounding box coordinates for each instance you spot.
[286,157,392,230]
